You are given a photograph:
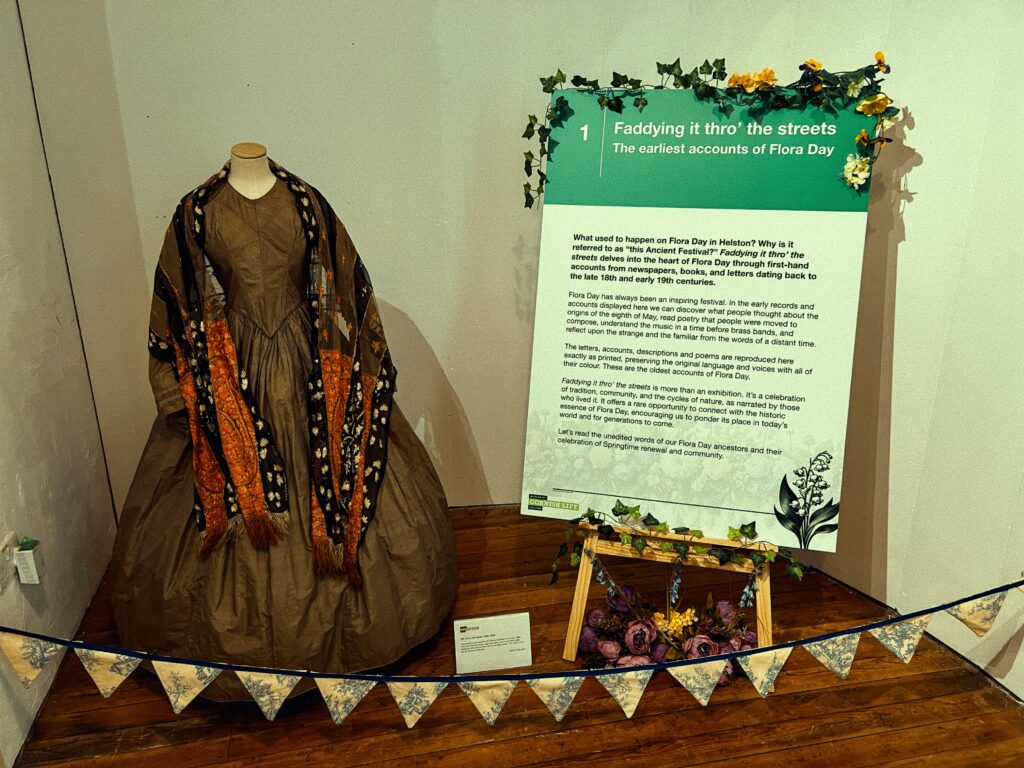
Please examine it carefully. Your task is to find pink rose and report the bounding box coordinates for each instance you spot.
[597,639,621,661]
[624,619,658,655]
[616,654,652,667]
[684,635,720,659]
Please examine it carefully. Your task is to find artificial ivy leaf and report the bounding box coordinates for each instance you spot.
[692,545,709,555]
[610,71,628,88]
[656,61,669,76]
[563,528,573,541]
[712,57,726,71]
[571,74,589,87]
[540,75,556,94]
[672,526,690,535]
[710,548,731,565]
[524,161,533,177]
[634,96,648,112]
[688,529,704,540]
[522,123,535,139]
[727,526,741,542]
[699,59,713,76]
[787,562,805,580]
[673,74,686,89]
[597,524,614,537]
[628,78,642,89]
[549,568,558,585]
[597,95,609,108]
[764,550,777,563]
[557,542,568,559]
[631,537,647,555]
[654,522,669,533]
[641,513,661,528]
[538,170,547,184]
[749,551,767,567]
[537,126,552,142]
[729,552,745,565]
[659,542,674,552]
[555,69,566,84]
[607,96,624,114]
[739,522,758,541]
[619,532,633,546]
[569,552,580,567]
[524,192,534,209]
[673,543,689,559]
[524,150,535,162]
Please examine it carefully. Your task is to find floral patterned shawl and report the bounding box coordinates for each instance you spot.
[147,159,395,582]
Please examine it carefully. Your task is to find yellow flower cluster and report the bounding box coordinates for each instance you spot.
[726,68,777,94]
[653,608,697,638]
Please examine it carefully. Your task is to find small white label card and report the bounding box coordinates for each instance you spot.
[454,612,533,675]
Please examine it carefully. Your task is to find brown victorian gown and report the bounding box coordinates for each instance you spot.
[110,178,458,701]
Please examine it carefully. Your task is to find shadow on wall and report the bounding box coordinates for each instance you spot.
[377,299,493,506]
[809,109,922,598]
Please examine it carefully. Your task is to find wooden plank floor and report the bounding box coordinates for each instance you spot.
[16,506,1024,767]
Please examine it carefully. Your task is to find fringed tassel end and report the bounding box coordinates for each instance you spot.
[242,511,288,549]
[312,538,361,584]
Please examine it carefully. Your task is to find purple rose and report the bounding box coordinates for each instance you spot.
[718,659,735,686]
[651,643,669,664]
[684,634,720,659]
[716,600,737,623]
[597,639,621,661]
[578,626,598,654]
[607,585,636,614]
[624,619,658,655]
[586,608,605,627]
[616,654,652,667]
[728,630,757,651]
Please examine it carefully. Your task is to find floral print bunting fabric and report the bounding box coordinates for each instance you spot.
[804,633,860,679]
[74,648,142,697]
[596,669,654,718]
[386,681,447,728]
[458,681,518,725]
[0,632,62,688]
[869,614,932,663]
[526,676,586,722]
[737,647,792,698]
[236,671,301,720]
[667,659,728,706]
[946,592,1007,637]
[152,661,222,714]
[315,678,376,725]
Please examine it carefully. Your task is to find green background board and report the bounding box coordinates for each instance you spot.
[543,89,875,212]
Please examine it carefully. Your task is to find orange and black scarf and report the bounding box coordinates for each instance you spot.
[147,160,395,583]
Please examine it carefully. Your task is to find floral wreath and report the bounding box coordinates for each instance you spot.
[522,52,898,206]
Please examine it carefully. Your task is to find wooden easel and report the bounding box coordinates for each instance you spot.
[562,524,776,662]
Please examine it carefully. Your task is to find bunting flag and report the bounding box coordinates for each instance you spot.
[386,681,447,728]
[804,633,861,679]
[946,592,1007,637]
[74,648,142,697]
[737,648,792,698]
[0,632,62,688]
[596,669,654,718]
[152,660,222,714]
[869,614,932,664]
[667,658,728,706]
[236,671,301,721]
[458,680,518,725]
[526,676,585,722]
[315,678,376,725]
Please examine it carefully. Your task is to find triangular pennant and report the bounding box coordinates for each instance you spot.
[737,648,792,698]
[152,660,222,714]
[458,680,517,725]
[236,671,301,720]
[946,592,1008,637]
[869,614,932,663]
[595,669,654,718]
[804,633,860,679]
[667,658,728,706]
[0,632,62,688]
[386,681,447,728]
[315,678,376,725]
[74,648,142,697]
[525,676,585,722]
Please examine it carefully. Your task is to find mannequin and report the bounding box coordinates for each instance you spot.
[227,141,277,200]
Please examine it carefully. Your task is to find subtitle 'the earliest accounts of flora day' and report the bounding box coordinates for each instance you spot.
[521,89,875,552]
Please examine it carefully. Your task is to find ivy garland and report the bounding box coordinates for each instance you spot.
[523,53,898,207]
[552,500,807,609]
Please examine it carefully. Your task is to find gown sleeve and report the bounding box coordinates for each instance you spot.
[147,223,186,416]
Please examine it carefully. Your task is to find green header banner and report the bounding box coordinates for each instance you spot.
[543,89,874,212]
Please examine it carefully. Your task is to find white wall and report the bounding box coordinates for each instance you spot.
[14,0,1024,707]
[0,1,117,764]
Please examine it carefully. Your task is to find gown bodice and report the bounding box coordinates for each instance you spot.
[204,179,307,337]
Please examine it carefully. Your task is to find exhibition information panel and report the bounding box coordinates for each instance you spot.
[521,90,874,552]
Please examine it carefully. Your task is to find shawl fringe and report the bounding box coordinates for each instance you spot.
[199,512,290,555]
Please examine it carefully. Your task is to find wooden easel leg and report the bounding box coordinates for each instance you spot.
[562,531,599,662]
[754,565,774,691]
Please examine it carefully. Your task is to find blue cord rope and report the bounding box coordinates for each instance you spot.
[1,576,1020,684]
